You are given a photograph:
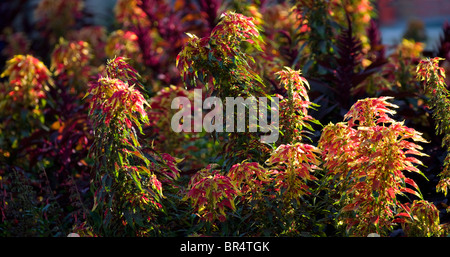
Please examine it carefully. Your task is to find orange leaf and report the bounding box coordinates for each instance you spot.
[51,120,62,130]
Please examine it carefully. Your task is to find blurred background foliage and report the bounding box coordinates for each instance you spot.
[0,0,450,236]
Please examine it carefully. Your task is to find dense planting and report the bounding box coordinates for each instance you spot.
[1,0,450,237]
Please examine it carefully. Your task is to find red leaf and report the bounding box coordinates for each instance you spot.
[387,188,396,199]
[401,187,420,197]
[372,178,380,191]
[371,216,379,225]
[396,212,411,218]
[342,203,357,212]
[392,218,407,223]
[404,177,419,190]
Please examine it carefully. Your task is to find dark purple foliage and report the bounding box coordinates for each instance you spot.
[435,21,450,61]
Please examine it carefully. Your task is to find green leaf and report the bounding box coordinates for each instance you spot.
[130,128,140,147]
[131,171,143,191]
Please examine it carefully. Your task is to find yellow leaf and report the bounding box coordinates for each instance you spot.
[75,144,83,151]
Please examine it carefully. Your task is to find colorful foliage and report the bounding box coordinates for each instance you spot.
[86,57,169,236]
[395,200,445,237]
[184,164,239,223]
[417,57,450,196]
[1,54,53,106]
[319,97,428,236]
[2,0,450,238]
